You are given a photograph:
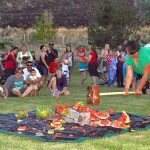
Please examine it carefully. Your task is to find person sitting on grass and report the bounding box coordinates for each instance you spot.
[27,69,40,96]
[3,68,32,97]
[23,61,43,95]
[48,68,70,98]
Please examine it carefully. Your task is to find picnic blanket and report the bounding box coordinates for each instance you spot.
[0,111,150,142]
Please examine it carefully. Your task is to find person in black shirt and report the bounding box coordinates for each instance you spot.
[46,42,58,85]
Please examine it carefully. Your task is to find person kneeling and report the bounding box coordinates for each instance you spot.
[48,69,70,98]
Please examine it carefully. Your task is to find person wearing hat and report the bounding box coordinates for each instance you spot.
[124,41,150,95]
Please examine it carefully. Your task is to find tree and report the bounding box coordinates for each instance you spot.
[135,0,150,25]
[88,0,140,48]
[32,10,56,43]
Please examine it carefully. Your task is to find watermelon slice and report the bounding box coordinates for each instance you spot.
[94,119,111,126]
[117,111,130,124]
[93,111,110,120]
[18,126,27,131]
[61,108,70,116]
[111,111,130,129]
[50,118,63,129]
[112,121,130,129]
[73,101,84,110]
[100,120,111,126]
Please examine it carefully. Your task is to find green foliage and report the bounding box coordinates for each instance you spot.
[88,0,140,48]
[135,0,150,25]
[32,10,56,43]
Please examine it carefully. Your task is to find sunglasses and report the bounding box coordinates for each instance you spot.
[27,64,32,66]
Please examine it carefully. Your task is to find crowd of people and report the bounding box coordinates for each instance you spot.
[77,42,150,95]
[0,42,73,99]
[0,41,149,99]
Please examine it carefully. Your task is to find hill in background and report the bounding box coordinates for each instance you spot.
[0,0,100,28]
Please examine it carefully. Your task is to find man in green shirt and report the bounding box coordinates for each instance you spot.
[124,41,150,95]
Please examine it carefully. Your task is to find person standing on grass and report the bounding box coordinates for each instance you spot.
[48,57,60,81]
[61,54,71,84]
[3,47,18,79]
[38,45,49,85]
[124,41,150,95]
[108,52,117,87]
[100,43,110,78]
[77,47,88,86]
[116,50,125,87]
[16,45,33,68]
[46,42,58,85]
[3,68,32,97]
[64,45,74,78]
[88,46,101,85]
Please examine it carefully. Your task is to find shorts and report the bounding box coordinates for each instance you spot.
[78,62,87,72]
[62,70,69,78]
[8,88,26,97]
[88,62,99,77]
[39,65,48,76]
[68,66,73,72]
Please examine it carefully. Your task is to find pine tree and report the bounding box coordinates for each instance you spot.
[32,10,56,43]
[88,0,140,48]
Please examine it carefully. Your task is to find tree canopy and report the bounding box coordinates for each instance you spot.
[88,0,140,48]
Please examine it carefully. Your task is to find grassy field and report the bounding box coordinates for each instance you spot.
[0,70,150,150]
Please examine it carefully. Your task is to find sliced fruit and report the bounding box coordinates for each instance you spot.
[94,111,110,120]
[48,130,55,134]
[100,120,111,126]
[18,126,27,131]
[117,111,130,124]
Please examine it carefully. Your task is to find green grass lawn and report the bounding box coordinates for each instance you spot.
[0,71,150,150]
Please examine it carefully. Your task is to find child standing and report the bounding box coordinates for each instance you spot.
[61,54,71,84]
[107,51,117,87]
